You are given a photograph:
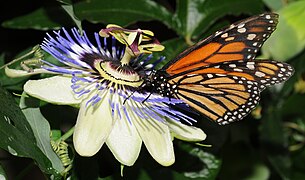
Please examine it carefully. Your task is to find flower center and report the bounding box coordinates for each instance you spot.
[94,60,143,87]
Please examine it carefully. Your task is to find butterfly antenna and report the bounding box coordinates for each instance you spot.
[123,89,136,105]
[142,91,153,103]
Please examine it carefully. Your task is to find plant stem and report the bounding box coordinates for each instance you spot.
[0,45,39,70]
[120,49,133,65]
[60,126,75,142]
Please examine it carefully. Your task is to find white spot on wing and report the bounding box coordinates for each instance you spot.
[247,64,255,70]
[247,34,256,40]
[221,33,229,38]
[238,27,246,33]
[255,71,265,77]
[265,15,271,19]
[215,31,223,36]
[234,68,243,72]
[260,79,267,83]
[225,37,235,41]
[207,74,213,78]
[238,24,245,28]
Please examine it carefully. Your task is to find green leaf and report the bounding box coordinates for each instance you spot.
[73,0,173,27]
[0,86,61,179]
[291,147,305,179]
[184,148,221,179]
[268,155,291,180]
[0,51,31,91]
[0,163,7,180]
[57,0,83,33]
[1,6,74,30]
[292,171,305,180]
[262,1,305,61]
[51,130,62,141]
[262,0,285,11]
[244,163,270,180]
[282,94,305,116]
[260,106,291,180]
[176,142,221,179]
[20,93,65,173]
[174,0,264,39]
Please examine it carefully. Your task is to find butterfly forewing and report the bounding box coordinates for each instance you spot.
[164,13,279,76]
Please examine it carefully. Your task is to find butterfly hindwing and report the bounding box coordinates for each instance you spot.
[167,60,293,124]
[174,74,260,125]
[164,13,279,76]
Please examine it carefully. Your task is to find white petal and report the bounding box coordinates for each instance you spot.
[133,117,174,166]
[73,92,114,156]
[106,115,142,166]
[24,76,81,105]
[167,119,207,141]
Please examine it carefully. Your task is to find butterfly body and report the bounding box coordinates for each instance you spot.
[146,70,176,98]
[144,12,294,125]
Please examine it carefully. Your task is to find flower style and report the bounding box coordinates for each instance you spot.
[10,27,206,166]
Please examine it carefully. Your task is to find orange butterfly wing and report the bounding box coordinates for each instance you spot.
[164,13,279,76]
[168,60,293,125]
[159,12,294,125]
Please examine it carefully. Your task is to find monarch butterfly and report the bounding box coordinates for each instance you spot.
[144,12,294,125]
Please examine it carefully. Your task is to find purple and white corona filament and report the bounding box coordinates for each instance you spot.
[22,27,206,166]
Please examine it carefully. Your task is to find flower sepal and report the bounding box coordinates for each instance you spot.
[24,76,81,105]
